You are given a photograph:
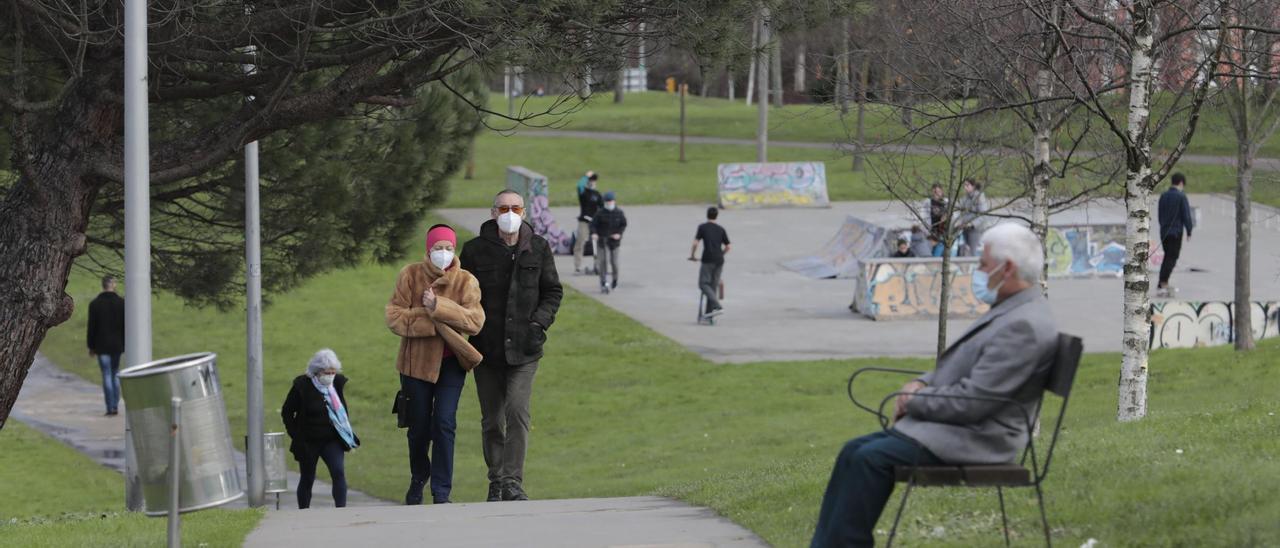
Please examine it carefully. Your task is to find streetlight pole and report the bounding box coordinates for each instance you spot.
[243,42,266,508]
[123,0,151,512]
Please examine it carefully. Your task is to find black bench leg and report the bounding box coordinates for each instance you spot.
[997,486,1011,547]
[1034,481,1052,547]
[886,478,915,548]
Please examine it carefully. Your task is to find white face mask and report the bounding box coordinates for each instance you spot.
[498,211,522,234]
[429,249,454,270]
[316,373,336,386]
[604,202,616,211]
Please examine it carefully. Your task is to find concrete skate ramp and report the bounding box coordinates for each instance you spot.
[507,166,572,254]
[717,161,831,209]
[782,215,888,279]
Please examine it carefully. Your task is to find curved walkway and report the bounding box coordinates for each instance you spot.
[517,129,1280,170]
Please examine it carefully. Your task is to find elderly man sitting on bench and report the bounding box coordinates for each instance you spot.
[811,223,1059,548]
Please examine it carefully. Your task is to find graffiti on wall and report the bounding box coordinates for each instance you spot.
[1045,224,1165,278]
[1149,301,1280,349]
[717,162,830,209]
[782,216,887,279]
[852,258,990,320]
[506,166,572,254]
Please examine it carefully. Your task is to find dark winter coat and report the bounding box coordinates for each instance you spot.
[578,187,604,223]
[460,220,563,366]
[87,292,126,355]
[1158,187,1194,239]
[589,207,628,249]
[281,374,358,460]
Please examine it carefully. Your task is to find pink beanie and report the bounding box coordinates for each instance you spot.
[426,225,457,252]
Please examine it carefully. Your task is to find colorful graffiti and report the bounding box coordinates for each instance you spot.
[1149,301,1280,349]
[717,162,830,209]
[782,216,887,279]
[851,258,990,320]
[1045,224,1166,278]
[506,166,572,254]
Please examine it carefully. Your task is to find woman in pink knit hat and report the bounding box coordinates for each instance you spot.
[385,224,485,505]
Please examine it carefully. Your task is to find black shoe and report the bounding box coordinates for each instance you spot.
[502,483,529,501]
[404,478,426,505]
[487,482,503,502]
[611,280,618,289]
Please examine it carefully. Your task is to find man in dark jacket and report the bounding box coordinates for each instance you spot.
[574,172,604,275]
[1157,173,1195,297]
[87,276,125,416]
[460,189,563,502]
[590,191,628,293]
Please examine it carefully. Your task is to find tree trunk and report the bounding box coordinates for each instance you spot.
[1234,142,1255,350]
[746,15,759,106]
[794,43,807,93]
[838,21,850,115]
[853,53,870,172]
[1031,67,1055,295]
[937,234,953,358]
[771,34,784,108]
[728,70,735,101]
[1118,4,1156,422]
[614,66,625,104]
[0,82,109,427]
[756,4,770,162]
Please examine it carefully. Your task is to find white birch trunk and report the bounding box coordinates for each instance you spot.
[746,15,758,106]
[756,4,770,162]
[771,34,784,107]
[794,43,807,93]
[1118,4,1157,422]
[1032,67,1054,295]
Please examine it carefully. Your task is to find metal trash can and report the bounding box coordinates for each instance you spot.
[120,352,244,515]
[263,432,289,494]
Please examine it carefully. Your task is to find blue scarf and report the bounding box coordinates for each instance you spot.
[311,377,358,449]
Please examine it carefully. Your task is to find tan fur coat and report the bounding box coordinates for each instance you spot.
[385,257,485,382]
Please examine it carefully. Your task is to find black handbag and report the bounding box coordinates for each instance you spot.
[391,390,409,429]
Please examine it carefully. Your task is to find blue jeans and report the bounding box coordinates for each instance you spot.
[296,439,347,509]
[811,430,942,548]
[401,358,466,501]
[97,353,122,413]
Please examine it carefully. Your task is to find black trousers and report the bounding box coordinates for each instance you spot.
[296,439,347,509]
[1159,234,1183,285]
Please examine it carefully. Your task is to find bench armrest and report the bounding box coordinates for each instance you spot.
[847,367,926,420]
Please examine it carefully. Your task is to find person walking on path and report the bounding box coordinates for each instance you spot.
[574,172,604,275]
[281,349,360,509]
[460,190,563,502]
[86,276,125,416]
[958,179,991,256]
[690,207,731,317]
[591,191,628,293]
[385,224,486,505]
[1157,173,1195,297]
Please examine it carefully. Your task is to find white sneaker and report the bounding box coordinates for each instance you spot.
[705,308,724,318]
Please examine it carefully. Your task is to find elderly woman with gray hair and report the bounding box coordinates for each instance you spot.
[281,348,360,509]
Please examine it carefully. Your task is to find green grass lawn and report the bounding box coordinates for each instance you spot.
[445,133,1280,208]
[38,219,1280,546]
[490,91,1280,159]
[0,421,262,547]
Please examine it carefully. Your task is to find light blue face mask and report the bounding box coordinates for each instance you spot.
[971,264,1006,305]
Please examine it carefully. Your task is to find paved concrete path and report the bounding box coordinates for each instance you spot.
[244,496,768,547]
[441,194,1280,362]
[10,353,384,510]
[517,129,1280,170]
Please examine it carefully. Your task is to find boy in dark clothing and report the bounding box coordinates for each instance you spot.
[690,207,731,317]
[928,184,949,240]
[1156,173,1195,297]
[590,191,627,293]
[574,172,603,274]
[87,276,125,415]
[891,239,913,258]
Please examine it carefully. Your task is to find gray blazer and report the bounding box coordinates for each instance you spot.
[895,287,1059,464]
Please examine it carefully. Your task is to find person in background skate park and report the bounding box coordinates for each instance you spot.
[957,178,991,256]
[1156,172,1194,297]
[690,206,731,318]
[575,171,603,275]
[591,191,627,293]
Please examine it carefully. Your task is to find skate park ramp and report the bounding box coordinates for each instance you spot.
[507,166,572,254]
[782,215,889,279]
